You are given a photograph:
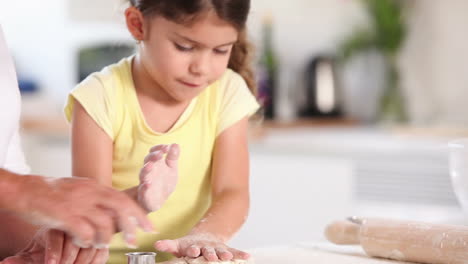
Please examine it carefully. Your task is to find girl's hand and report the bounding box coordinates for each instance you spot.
[154,234,250,262]
[138,144,180,212]
[2,228,109,264]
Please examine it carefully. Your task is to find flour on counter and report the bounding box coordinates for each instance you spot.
[160,257,253,264]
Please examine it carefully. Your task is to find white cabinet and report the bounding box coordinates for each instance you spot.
[231,126,468,248]
[230,147,354,249]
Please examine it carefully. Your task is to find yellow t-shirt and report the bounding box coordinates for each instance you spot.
[64,57,259,263]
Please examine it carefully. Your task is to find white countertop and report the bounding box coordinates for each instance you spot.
[250,243,414,264]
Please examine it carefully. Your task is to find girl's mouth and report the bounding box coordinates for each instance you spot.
[179,80,201,88]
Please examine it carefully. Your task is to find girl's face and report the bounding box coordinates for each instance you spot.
[139,11,238,102]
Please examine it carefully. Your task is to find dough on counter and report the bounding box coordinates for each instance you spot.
[160,257,253,264]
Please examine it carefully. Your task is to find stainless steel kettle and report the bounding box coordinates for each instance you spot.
[300,56,341,117]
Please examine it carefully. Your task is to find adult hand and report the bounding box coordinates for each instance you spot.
[2,173,153,248]
[2,228,109,264]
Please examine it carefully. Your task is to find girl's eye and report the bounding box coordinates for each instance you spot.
[214,48,229,55]
[174,43,194,52]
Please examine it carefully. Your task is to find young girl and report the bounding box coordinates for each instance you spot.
[64,0,259,263]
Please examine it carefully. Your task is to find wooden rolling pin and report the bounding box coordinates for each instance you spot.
[325,217,468,264]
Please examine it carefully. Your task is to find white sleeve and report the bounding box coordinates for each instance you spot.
[0,24,30,174]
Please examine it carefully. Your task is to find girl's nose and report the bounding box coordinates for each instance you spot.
[189,52,210,76]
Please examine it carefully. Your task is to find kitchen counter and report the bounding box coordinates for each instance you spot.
[249,243,414,264]
[248,125,466,224]
[20,94,70,137]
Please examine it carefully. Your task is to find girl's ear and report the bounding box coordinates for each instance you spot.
[125,6,146,42]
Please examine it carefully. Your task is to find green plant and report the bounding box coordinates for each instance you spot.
[339,0,407,122]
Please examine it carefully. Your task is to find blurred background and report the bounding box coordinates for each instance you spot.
[1,0,468,250]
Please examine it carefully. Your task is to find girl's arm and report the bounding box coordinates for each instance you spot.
[72,102,139,197]
[190,116,250,240]
[72,101,143,247]
[72,101,178,213]
[154,117,251,261]
[71,101,114,186]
